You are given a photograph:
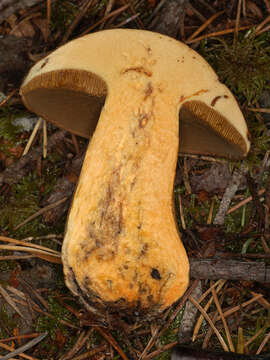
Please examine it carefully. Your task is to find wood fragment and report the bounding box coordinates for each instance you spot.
[214,164,248,225]
[190,258,270,283]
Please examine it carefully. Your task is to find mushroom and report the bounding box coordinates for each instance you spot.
[20,29,250,320]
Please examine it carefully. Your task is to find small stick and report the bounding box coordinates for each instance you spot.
[255,14,270,34]
[0,333,41,343]
[0,284,25,319]
[72,344,107,360]
[61,0,94,44]
[214,164,248,225]
[0,235,60,254]
[45,0,51,42]
[187,11,224,41]
[207,198,215,224]
[80,5,129,36]
[144,341,178,359]
[234,0,242,42]
[256,332,270,355]
[244,328,265,349]
[183,157,192,194]
[22,117,42,156]
[227,188,265,214]
[186,25,252,44]
[43,119,47,158]
[0,332,47,360]
[0,89,16,107]
[114,13,140,27]
[95,327,129,360]
[192,281,226,342]
[14,197,67,230]
[71,134,79,155]
[178,194,186,230]
[189,295,229,352]
[211,283,235,352]
[248,107,270,113]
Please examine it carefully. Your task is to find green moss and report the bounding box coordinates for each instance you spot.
[49,0,79,34]
[200,30,270,105]
[0,166,64,239]
[35,294,76,338]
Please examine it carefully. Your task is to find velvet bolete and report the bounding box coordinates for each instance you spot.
[20,29,250,319]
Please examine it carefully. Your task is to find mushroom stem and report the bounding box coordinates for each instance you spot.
[62,83,189,314]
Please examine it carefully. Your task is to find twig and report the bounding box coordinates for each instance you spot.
[61,329,93,360]
[14,197,68,230]
[80,5,129,36]
[72,344,107,360]
[227,188,265,214]
[192,280,226,342]
[255,14,270,34]
[211,283,235,352]
[256,332,270,354]
[0,284,25,319]
[22,117,42,156]
[121,0,144,29]
[139,280,199,359]
[0,89,17,107]
[187,11,224,41]
[183,157,192,194]
[248,107,270,113]
[234,0,242,42]
[189,295,229,352]
[61,0,94,44]
[0,332,47,360]
[178,194,186,230]
[43,119,47,158]
[45,0,51,42]
[96,327,129,360]
[0,235,60,254]
[186,25,252,44]
[214,163,248,225]
[144,341,178,359]
[245,328,265,350]
[114,13,140,27]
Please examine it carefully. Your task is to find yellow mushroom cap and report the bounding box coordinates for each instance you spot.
[21,29,250,159]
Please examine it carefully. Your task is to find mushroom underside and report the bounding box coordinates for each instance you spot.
[23,83,246,158]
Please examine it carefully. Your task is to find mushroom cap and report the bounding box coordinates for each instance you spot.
[20,28,250,159]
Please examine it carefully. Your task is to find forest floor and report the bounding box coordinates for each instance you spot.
[0,0,270,359]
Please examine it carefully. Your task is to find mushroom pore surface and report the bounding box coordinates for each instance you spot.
[20,29,250,319]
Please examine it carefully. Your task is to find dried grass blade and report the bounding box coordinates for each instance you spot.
[211,283,235,352]
[189,295,229,352]
[0,284,25,320]
[193,280,226,341]
[0,332,47,360]
[256,332,270,355]
[0,235,60,254]
[22,118,42,156]
[188,11,224,41]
